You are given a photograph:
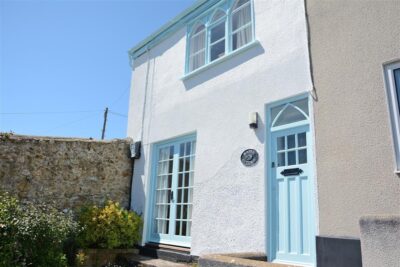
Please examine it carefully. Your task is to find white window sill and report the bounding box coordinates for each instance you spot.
[181,40,260,81]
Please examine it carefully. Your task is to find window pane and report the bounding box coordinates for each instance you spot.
[184,173,189,187]
[193,24,205,34]
[292,98,309,116]
[183,205,188,220]
[271,104,285,123]
[190,31,205,54]
[185,142,191,155]
[178,173,183,187]
[159,147,171,161]
[189,25,206,72]
[179,158,184,172]
[232,25,252,51]
[175,221,181,235]
[211,21,225,43]
[182,221,187,236]
[232,3,251,31]
[277,152,285,167]
[210,40,225,62]
[287,135,295,149]
[233,0,250,10]
[274,105,307,127]
[184,157,190,172]
[189,51,205,71]
[298,149,307,164]
[211,10,225,22]
[394,68,400,110]
[298,132,307,147]
[277,136,285,151]
[288,151,296,166]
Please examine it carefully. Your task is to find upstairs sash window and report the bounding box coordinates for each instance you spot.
[231,0,253,51]
[209,10,226,62]
[189,24,206,72]
[185,0,255,75]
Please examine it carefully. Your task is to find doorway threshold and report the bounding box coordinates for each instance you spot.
[199,253,303,267]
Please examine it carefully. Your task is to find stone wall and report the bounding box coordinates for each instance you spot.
[0,133,133,210]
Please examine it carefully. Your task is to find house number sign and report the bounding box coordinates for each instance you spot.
[241,149,259,167]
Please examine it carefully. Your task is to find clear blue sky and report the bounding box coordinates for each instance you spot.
[0,0,196,139]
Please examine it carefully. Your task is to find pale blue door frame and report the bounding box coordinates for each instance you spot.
[266,95,316,267]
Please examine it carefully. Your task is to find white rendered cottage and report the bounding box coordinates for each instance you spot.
[127,0,316,266]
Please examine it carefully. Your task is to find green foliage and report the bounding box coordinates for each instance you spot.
[0,192,79,267]
[76,201,142,249]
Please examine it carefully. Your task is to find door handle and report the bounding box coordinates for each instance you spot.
[280,168,303,176]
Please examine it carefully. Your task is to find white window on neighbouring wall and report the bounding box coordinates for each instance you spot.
[384,61,400,171]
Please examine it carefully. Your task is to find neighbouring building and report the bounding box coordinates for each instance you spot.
[126,1,400,266]
[306,1,400,266]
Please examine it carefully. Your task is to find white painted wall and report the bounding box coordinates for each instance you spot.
[127,0,313,256]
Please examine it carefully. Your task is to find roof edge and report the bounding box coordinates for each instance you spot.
[128,0,222,60]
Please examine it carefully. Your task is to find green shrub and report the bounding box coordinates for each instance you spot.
[0,192,79,267]
[76,201,142,249]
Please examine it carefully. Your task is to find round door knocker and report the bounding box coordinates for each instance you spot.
[241,149,259,167]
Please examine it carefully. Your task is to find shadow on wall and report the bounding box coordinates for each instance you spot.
[254,114,265,144]
[183,43,265,90]
[130,151,146,215]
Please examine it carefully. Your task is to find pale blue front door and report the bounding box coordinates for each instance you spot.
[268,97,316,266]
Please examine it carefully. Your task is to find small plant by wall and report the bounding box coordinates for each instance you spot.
[76,200,142,249]
[0,192,79,267]
[75,201,142,267]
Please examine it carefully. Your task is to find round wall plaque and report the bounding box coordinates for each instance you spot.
[241,149,259,167]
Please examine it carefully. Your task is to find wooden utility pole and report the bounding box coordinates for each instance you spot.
[101,107,108,140]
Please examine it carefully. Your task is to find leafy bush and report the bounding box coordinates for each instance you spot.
[0,192,79,267]
[76,201,142,249]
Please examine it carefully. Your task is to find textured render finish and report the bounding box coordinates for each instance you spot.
[0,134,133,209]
[127,0,313,255]
[306,0,400,237]
[359,215,400,267]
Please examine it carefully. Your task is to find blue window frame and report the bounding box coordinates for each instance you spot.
[384,61,400,172]
[185,0,255,74]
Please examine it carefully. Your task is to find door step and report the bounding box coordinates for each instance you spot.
[138,244,198,263]
[122,254,193,267]
[199,254,303,267]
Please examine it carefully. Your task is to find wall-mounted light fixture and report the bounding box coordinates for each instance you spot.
[249,112,258,129]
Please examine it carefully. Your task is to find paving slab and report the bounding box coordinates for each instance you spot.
[199,254,302,267]
[125,254,194,267]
